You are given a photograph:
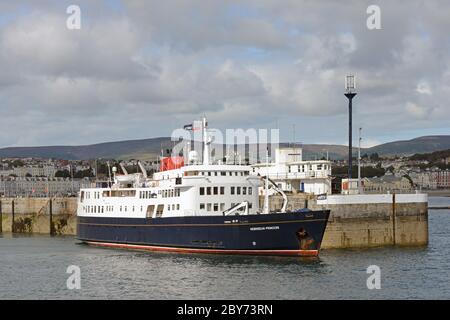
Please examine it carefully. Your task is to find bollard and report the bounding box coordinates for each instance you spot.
[49,198,54,236]
[11,200,15,233]
[392,193,396,245]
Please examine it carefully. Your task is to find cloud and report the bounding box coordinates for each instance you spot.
[0,0,449,149]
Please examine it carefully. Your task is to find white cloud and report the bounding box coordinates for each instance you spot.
[0,0,449,148]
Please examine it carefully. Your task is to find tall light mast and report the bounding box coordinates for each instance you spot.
[358,127,363,194]
[345,75,357,182]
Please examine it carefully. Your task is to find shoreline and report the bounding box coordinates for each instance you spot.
[425,190,450,197]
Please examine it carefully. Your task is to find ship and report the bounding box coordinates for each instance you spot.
[76,118,330,256]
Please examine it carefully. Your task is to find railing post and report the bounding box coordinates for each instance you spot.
[11,199,15,233]
[0,200,2,233]
[392,193,396,246]
[49,198,54,236]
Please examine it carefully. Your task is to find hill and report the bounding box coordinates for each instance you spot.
[366,135,450,156]
[0,135,449,160]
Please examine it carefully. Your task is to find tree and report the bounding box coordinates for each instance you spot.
[55,170,71,178]
[12,159,24,167]
[370,153,380,161]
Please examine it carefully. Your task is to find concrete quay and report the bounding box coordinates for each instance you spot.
[263,193,428,249]
[0,193,429,250]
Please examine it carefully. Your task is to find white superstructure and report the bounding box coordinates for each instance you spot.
[251,148,332,195]
[78,118,270,219]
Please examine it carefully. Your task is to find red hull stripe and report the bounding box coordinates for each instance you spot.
[86,241,319,257]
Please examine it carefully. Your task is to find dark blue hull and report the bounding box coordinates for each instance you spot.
[76,209,330,256]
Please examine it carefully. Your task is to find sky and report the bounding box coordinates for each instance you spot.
[0,0,449,148]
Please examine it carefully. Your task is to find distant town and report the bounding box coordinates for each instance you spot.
[1,147,449,198]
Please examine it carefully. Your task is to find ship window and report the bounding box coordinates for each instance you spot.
[207,187,211,195]
[221,172,226,176]
[156,204,164,217]
[132,206,135,212]
[242,187,247,195]
[235,172,238,176]
[146,205,155,218]
[249,187,252,195]
[177,204,180,210]
[237,187,241,195]
[215,172,218,176]
[220,187,225,195]
[231,187,235,195]
[172,204,175,210]
[213,187,218,195]
[249,203,252,209]
[228,172,232,176]
[110,190,136,197]
[170,190,174,197]
[200,203,205,210]
[220,203,225,211]
[167,205,170,211]
[207,203,212,211]
[213,203,219,211]
[200,187,205,195]
[208,172,211,176]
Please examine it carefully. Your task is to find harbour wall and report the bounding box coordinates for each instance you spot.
[262,193,429,249]
[1,193,429,249]
[0,198,77,235]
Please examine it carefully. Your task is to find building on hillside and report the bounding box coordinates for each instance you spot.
[0,177,92,197]
[434,170,450,189]
[363,173,413,193]
[341,178,363,195]
[251,147,332,195]
[11,165,57,177]
[409,171,436,189]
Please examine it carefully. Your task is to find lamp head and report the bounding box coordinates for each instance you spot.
[345,75,356,93]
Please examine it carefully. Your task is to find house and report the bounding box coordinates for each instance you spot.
[251,147,332,195]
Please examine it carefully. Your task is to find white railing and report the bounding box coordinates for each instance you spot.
[267,171,330,180]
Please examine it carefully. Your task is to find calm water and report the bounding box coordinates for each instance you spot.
[1,197,449,300]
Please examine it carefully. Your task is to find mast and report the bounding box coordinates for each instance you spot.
[202,116,210,165]
[263,148,270,214]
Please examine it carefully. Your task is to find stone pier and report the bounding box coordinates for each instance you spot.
[261,193,428,249]
[1,193,429,249]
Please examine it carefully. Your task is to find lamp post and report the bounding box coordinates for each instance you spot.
[358,127,362,194]
[345,75,357,182]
